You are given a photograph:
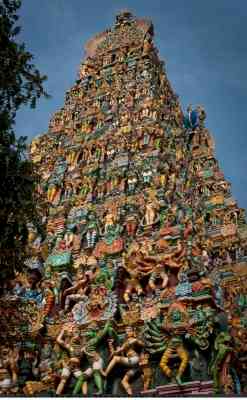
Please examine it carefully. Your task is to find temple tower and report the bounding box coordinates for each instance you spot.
[1,12,246,396]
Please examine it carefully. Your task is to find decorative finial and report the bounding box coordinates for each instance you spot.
[115,9,135,27]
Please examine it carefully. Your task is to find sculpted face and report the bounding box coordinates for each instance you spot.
[126,327,135,338]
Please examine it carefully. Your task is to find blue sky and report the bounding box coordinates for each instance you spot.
[15,0,247,210]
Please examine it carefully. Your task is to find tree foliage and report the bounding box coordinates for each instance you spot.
[0,0,49,128]
[0,0,49,285]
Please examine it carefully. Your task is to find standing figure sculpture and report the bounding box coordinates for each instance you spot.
[55,327,85,395]
[144,302,190,386]
[104,326,144,395]
[0,346,19,394]
[73,320,117,395]
[160,314,189,384]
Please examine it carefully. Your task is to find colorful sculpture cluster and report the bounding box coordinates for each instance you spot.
[1,11,247,396]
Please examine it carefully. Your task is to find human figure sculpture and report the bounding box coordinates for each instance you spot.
[100,207,123,245]
[142,169,153,185]
[47,184,61,204]
[148,264,169,292]
[210,332,234,394]
[0,346,19,394]
[142,197,160,227]
[123,275,143,303]
[127,175,138,193]
[55,327,85,395]
[159,303,190,385]
[139,352,152,391]
[74,350,104,395]
[142,35,153,56]
[103,326,144,395]
[22,342,56,395]
[73,321,116,395]
[144,201,157,226]
[104,209,116,232]
[63,270,89,312]
[83,215,99,248]
[125,214,138,237]
[41,279,56,320]
[63,257,99,312]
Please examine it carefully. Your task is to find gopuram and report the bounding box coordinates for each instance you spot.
[1,11,247,396]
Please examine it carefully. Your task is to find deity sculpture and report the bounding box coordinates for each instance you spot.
[23,342,56,396]
[0,346,19,394]
[123,274,143,303]
[82,213,99,249]
[47,183,62,204]
[127,174,138,193]
[210,331,235,394]
[102,208,122,242]
[55,326,85,395]
[144,200,159,226]
[104,326,144,395]
[142,169,153,185]
[73,321,117,395]
[18,348,40,392]
[63,268,91,312]
[75,350,105,395]
[144,302,192,385]
[148,264,169,292]
[125,214,138,237]
[41,279,56,320]
[159,303,190,385]
[139,352,152,391]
